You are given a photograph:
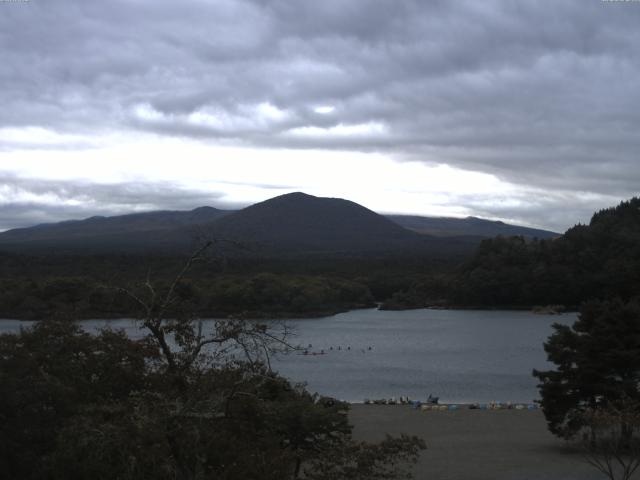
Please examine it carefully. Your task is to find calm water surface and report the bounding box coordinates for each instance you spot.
[270,308,576,403]
[0,308,576,404]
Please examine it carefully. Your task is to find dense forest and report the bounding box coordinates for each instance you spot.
[1,197,638,318]
[0,274,375,320]
[380,198,640,310]
[450,198,640,308]
[0,251,456,319]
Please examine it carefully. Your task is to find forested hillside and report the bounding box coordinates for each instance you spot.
[452,198,640,307]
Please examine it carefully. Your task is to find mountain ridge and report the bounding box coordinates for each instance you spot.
[385,214,557,239]
[205,192,424,254]
[0,192,558,255]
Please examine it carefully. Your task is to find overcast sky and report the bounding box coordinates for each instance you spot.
[1,0,639,232]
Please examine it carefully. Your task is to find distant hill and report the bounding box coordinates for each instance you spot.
[0,192,551,256]
[0,207,231,253]
[386,215,558,239]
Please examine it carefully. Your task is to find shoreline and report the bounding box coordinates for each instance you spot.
[355,400,539,410]
[0,304,579,322]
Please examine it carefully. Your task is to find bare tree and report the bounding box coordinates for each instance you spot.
[577,397,640,480]
[116,241,293,375]
[104,241,424,480]
[114,241,299,480]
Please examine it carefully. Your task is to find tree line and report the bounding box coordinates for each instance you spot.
[451,198,640,307]
[0,273,374,320]
[380,197,640,310]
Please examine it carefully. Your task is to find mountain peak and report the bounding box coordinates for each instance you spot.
[261,192,322,205]
[279,191,315,199]
[191,206,218,213]
[209,192,422,254]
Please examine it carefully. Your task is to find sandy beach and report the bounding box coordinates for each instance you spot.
[349,405,617,480]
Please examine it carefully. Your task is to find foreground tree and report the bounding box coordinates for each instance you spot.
[0,244,425,480]
[0,321,156,479]
[533,298,640,438]
[576,396,640,480]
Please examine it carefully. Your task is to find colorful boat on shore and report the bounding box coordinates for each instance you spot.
[362,398,539,411]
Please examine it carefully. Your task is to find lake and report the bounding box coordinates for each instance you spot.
[0,308,576,404]
[270,308,576,403]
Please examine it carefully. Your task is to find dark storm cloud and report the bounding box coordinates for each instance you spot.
[0,174,234,231]
[1,0,639,228]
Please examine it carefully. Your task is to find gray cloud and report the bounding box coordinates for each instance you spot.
[0,172,613,234]
[1,0,639,229]
[433,190,620,234]
[0,174,238,231]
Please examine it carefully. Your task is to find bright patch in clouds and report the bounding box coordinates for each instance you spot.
[133,104,164,123]
[134,102,290,132]
[0,132,526,226]
[0,128,97,149]
[314,106,335,114]
[256,102,288,121]
[287,122,387,138]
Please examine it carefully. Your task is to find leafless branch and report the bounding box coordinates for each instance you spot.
[159,241,212,313]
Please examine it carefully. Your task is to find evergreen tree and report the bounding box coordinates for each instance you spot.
[534,298,640,438]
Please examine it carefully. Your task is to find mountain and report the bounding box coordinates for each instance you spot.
[0,192,551,256]
[206,192,431,254]
[386,214,558,239]
[0,193,480,256]
[0,207,231,253]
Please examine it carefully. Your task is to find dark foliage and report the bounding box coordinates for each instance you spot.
[533,298,640,438]
[0,242,463,320]
[0,336,427,479]
[453,198,640,307]
[577,397,640,480]
[379,275,451,310]
[0,273,375,320]
[0,321,158,479]
[0,245,425,479]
